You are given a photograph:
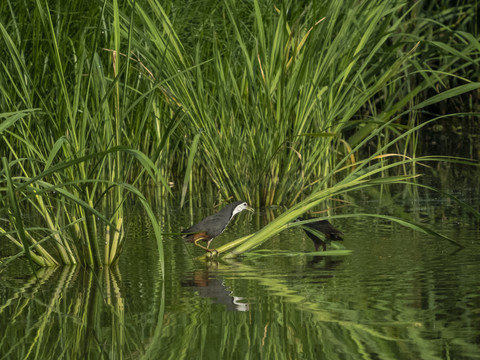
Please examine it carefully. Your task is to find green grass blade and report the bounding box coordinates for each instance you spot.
[2,157,37,273]
[412,82,480,110]
[180,132,201,208]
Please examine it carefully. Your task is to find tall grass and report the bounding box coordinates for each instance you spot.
[128,0,479,206]
[0,1,169,267]
[1,0,479,266]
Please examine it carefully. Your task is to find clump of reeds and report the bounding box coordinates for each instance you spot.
[1,0,478,266]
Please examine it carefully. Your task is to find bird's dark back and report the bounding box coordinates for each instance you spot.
[297,217,343,241]
[182,201,245,238]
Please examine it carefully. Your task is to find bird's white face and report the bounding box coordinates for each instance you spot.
[232,202,253,217]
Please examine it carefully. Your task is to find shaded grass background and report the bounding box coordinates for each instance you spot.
[124,0,479,205]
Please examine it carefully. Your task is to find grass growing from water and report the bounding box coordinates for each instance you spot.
[1,0,479,266]
[129,0,479,206]
[0,1,169,268]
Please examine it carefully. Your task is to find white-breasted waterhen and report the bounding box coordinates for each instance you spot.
[182,201,254,252]
[296,217,343,251]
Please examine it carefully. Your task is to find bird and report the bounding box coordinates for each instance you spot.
[295,217,343,251]
[182,201,254,252]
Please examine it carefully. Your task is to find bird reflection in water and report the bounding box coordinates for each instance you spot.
[182,263,249,312]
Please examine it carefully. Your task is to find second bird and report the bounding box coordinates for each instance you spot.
[182,201,254,252]
[296,217,343,251]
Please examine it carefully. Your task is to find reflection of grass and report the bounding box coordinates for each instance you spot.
[0,236,476,359]
[242,249,353,259]
[0,266,130,359]
[151,260,425,359]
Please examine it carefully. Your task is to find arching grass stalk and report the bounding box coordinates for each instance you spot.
[218,151,479,257]
[213,104,480,257]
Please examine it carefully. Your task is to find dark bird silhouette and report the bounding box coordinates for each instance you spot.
[296,217,343,251]
[182,201,253,252]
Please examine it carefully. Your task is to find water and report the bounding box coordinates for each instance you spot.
[1,201,479,359]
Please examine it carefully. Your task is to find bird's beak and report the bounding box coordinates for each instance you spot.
[246,206,255,213]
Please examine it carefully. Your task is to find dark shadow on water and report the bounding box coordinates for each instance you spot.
[307,254,344,270]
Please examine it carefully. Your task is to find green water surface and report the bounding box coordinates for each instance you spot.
[1,201,479,360]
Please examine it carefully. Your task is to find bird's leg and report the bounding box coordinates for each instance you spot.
[205,239,218,256]
[206,239,215,250]
[193,237,212,252]
[191,233,217,255]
